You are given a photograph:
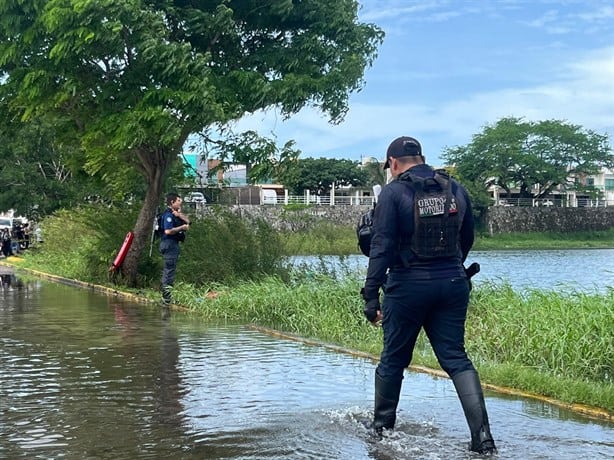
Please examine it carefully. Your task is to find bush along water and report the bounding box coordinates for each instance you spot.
[18,204,287,288]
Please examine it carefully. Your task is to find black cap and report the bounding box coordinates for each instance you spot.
[383,136,422,169]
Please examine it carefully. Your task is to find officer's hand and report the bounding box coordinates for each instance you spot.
[363,298,382,325]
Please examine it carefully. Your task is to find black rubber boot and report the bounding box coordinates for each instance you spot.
[372,371,403,435]
[452,370,497,455]
[161,285,172,305]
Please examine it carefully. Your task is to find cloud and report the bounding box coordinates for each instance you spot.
[235,45,614,162]
[576,5,614,22]
[359,1,442,23]
[523,2,614,35]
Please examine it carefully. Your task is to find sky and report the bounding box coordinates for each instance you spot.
[235,0,614,166]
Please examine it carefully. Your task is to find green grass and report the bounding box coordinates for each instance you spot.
[279,222,360,255]
[170,275,614,413]
[473,229,614,250]
[279,225,614,255]
[18,204,287,288]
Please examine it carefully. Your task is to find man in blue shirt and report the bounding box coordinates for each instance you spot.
[361,136,496,454]
[160,192,190,306]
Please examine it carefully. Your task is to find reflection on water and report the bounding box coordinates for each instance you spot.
[0,276,613,459]
[288,248,614,292]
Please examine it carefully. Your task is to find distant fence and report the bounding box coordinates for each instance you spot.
[284,195,375,206]
[188,185,613,208]
[494,197,614,208]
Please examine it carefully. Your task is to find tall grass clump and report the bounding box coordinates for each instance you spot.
[279,221,358,255]
[468,283,613,384]
[21,205,141,283]
[21,205,287,288]
[179,207,286,285]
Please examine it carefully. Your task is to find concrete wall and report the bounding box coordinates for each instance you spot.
[484,206,614,234]
[224,205,372,231]
[212,205,614,234]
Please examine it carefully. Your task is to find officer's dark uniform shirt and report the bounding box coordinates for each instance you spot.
[161,208,185,242]
[362,163,474,302]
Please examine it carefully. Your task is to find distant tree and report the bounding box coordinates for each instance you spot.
[0,1,383,285]
[443,117,614,202]
[279,157,368,195]
[362,159,386,188]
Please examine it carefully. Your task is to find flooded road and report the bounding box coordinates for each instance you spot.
[1,274,613,459]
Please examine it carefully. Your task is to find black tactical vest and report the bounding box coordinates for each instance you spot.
[400,171,463,260]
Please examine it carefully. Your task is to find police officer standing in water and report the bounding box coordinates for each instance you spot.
[160,192,190,306]
[360,136,496,454]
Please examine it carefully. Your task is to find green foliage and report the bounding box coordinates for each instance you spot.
[468,283,614,384]
[20,204,286,287]
[0,115,110,219]
[179,208,286,285]
[21,205,141,283]
[282,203,313,211]
[201,130,301,185]
[443,117,614,207]
[278,157,370,194]
[279,222,359,255]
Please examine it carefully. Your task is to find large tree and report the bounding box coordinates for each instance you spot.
[0,113,111,218]
[279,157,368,195]
[443,117,614,201]
[0,0,383,285]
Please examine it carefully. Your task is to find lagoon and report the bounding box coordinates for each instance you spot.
[288,248,614,293]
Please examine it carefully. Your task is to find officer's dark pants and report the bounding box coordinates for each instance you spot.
[160,238,180,303]
[377,274,474,380]
[373,273,495,449]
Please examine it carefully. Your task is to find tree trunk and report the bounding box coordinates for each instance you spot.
[121,148,170,287]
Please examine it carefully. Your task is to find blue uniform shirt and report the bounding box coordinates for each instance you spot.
[161,208,185,241]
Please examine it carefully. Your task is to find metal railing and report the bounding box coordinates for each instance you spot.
[283,195,375,206]
[494,197,614,207]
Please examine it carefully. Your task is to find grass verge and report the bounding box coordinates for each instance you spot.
[279,224,614,255]
[170,275,613,415]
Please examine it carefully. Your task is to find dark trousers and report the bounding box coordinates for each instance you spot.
[160,239,180,301]
[377,274,475,381]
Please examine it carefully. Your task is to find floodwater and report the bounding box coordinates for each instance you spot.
[289,248,614,293]
[0,273,613,459]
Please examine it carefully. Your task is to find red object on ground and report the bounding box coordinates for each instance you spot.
[109,231,134,272]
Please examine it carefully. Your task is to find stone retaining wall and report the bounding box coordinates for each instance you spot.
[484,206,614,234]
[214,205,614,234]
[225,205,372,231]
